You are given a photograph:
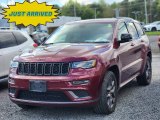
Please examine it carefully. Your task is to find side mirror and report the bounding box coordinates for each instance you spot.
[119,33,132,43]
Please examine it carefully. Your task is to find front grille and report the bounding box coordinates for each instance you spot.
[9,87,16,94]
[17,90,70,102]
[17,62,70,76]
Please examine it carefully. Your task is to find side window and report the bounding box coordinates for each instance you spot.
[134,22,144,37]
[0,32,17,49]
[118,22,129,40]
[126,22,139,39]
[13,32,27,45]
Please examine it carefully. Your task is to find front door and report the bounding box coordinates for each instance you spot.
[117,22,141,83]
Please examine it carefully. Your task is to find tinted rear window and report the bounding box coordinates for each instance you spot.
[134,22,145,37]
[13,32,27,45]
[0,32,17,49]
[126,22,139,39]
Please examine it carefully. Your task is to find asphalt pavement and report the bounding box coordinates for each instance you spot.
[0,53,160,120]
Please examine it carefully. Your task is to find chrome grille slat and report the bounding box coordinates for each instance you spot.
[37,63,44,75]
[52,63,60,75]
[30,63,36,75]
[23,63,30,75]
[44,63,52,76]
[17,62,70,76]
[18,63,24,75]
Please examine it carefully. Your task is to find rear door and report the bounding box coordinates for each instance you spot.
[0,32,18,76]
[156,22,160,31]
[134,22,148,68]
[13,31,34,53]
[125,22,143,77]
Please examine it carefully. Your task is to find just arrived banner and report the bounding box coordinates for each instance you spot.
[2,1,59,26]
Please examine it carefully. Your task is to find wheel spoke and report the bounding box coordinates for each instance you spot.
[106,79,116,108]
[146,61,152,80]
[110,86,115,94]
[107,80,115,91]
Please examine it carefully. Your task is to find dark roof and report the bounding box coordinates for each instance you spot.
[66,18,118,25]
[66,17,139,25]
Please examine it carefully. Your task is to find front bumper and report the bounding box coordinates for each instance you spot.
[158,42,160,47]
[8,66,104,107]
[144,27,151,32]
[10,97,99,107]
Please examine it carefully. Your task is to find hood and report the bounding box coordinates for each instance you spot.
[19,43,111,62]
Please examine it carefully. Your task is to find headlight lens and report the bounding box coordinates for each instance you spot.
[72,60,96,69]
[10,61,19,68]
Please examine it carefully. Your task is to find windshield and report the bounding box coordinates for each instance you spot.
[44,23,114,45]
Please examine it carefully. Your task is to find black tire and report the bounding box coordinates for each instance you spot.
[137,57,152,86]
[151,27,157,31]
[94,71,117,114]
[17,104,35,109]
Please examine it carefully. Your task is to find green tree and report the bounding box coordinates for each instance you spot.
[61,0,94,19]
[61,0,81,17]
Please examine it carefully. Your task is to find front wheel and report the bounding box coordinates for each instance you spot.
[137,57,152,86]
[94,71,117,114]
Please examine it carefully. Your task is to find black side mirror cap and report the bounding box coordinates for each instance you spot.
[119,33,132,43]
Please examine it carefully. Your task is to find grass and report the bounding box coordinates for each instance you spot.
[146,31,160,36]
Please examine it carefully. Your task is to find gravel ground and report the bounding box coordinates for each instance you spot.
[0,54,160,120]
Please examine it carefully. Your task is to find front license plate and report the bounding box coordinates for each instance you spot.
[29,81,46,92]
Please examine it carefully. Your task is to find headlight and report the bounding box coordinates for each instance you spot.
[10,61,19,68]
[72,60,96,69]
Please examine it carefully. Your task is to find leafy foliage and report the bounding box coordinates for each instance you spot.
[60,0,160,22]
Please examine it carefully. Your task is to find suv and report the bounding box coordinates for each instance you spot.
[9,18,152,114]
[0,30,34,82]
[144,21,160,31]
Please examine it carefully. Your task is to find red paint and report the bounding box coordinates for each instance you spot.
[9,18,151,107]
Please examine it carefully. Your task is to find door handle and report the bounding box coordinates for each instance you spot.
[18,49,23,52]
[131,43,135,46]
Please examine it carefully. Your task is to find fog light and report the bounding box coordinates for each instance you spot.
[8,79,15,84]
[72,80,89,85]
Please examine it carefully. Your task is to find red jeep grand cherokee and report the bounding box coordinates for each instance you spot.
[9,18,152,114]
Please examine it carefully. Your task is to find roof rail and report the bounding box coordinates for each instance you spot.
[117,17,134,20]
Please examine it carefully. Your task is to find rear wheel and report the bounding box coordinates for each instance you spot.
[137,57,152,86]
[94,71,117,114]
[151,27,157,31]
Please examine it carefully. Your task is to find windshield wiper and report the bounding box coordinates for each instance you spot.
[85,41,110,43]
[42,43,54,46]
